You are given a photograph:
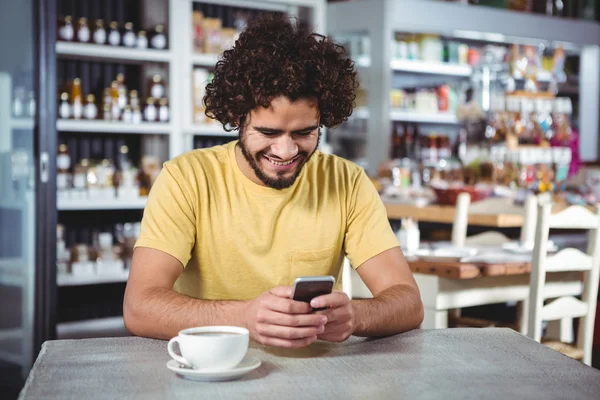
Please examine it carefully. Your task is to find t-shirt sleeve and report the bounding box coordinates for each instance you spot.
[134,162,197,268]
[344,169,400,269]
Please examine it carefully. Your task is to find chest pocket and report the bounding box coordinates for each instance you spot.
[289,245,337,282]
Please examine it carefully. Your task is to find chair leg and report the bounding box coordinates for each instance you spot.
[516,300,528,335]
[547,318,574,343]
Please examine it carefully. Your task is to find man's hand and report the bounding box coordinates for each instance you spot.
[244,286,327,348]
[310,291,355,342]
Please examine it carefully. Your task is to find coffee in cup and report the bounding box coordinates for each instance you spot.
[167,326,249,371]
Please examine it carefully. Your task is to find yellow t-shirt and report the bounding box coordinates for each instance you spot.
[135,141,399,300]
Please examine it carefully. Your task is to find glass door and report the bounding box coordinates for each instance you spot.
[0,0,56,396]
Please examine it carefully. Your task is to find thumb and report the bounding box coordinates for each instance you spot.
[269,286,293,299]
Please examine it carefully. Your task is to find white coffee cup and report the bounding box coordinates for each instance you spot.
[167,326,249,371]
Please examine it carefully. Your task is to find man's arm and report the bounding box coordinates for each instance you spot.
[311,247,423,342]
[123,247,326,346]
[351,246,423,336]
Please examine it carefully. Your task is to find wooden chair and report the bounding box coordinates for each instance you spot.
[451,192,537,248]
[527,202,600,366]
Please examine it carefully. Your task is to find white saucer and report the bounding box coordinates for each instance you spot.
[166,356,261,382]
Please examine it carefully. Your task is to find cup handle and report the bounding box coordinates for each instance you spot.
[167,337,193,368]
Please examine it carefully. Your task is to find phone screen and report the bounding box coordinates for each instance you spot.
[292,279,334,309]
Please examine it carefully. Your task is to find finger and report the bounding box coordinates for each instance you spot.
[256,334,318,349]
[257,323,325,340]
[314,306,348,323]
[317,322,352,342]
[269,286,293,299]
[264,294,313,314]
[259,310,327,328]
[310,291,349,309]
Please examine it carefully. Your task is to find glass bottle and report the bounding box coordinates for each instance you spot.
[117,86,128,110]
[158,98,169,122]
[122,22,136,48]
[129,90,140,109]
[108,21,121,46]
[71,78,83,119]
[103,104,111,121]
[116,73,126,91]
[57,144,71,191]
[12,87,25,117]
[103,88,112,107]
[59,92,71,119]
[137,31,148,49]
[144,98,157,121]
[59,16,75,41]
[132,105,143,124]
[149,75,165,99]
[76,17,90,43]
[93,19,106,45]
[27,91,36,117]
[73,159,90,196]
[84,94,98,120]
[122,105,133,123]
[110,81,120,120]
[150,24,167,49]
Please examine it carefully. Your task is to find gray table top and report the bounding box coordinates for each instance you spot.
[19,328,600,400]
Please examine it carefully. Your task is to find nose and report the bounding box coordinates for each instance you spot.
[270,134,298,161]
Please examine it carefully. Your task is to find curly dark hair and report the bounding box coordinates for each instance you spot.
[204,14,358,131]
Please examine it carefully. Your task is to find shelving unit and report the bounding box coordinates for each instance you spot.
[50,0,328,340]
[56,316,128,340]
[390,59,473,76]
[57,120,172,134]
[57,271,129,287]
[353,107,459,124]
[57,197,147,211]
[10,118,35,130]
[56,42,172,63]
[327,0,600,174]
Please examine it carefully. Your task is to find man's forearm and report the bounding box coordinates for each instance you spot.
[351,284,423,337]
[124,287,248,340]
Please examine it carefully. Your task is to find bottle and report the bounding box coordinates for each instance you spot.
[76,17,90,43]
[73,159,90,197]
[122,22,136,47]
[108,21,121,46]
[149,75,165,99]
[27,91,35,117]
[110,81,120,120]
[103,104,111,120]
[144,98,157,121]
[117,86,128,110]
[150,24,167,49]
[129,90,140,109]
[12,87,25,117]
[132,106,142,124]
[57,144,71,191]
[59,16,75,41]
[59,92,71,119]
[122,105,133,123]
[116,73,126,91]
[84,94,98,120]
[137,30,148,49]
[71,78,83,119]
[158,98,169,122]
[93,20,106,44]
[103,88,112,107]
[391,123,403,159]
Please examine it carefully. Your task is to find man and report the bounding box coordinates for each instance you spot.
[123,14,423,348]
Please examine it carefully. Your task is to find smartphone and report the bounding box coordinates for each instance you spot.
[291,276,335,310]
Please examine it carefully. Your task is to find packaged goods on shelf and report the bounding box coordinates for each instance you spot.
[192,68,210,123]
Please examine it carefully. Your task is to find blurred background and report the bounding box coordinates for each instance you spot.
[1,0,599,397]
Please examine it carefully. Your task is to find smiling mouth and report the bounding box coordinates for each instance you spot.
[263,155,300,167]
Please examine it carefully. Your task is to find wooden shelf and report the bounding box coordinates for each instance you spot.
[391,59,472,76]
[57,270,129,287]
[56,42,172,63]
[57,119,171,134]
[191,53,220,67]
[58,197,147,211]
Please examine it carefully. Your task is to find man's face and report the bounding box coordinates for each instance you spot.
[237,96,320,190]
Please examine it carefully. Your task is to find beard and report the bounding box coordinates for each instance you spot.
[238,130,320,190]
